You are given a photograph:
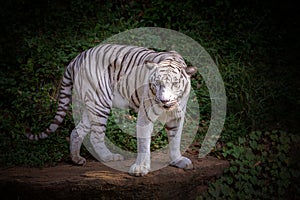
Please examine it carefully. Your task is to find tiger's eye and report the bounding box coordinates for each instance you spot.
[173,82,179,87]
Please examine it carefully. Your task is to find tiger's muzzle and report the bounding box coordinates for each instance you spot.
[162,102,177,110]
[156,98,178,110]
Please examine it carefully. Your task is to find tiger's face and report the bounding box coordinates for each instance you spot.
[146,60,197,110]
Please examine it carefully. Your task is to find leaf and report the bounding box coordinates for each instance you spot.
[238,137,246,145]
[230,165,238,174]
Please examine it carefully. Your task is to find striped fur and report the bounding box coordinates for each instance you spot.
[27,44,196,176]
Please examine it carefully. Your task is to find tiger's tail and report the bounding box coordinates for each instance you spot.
[26,66,74,141]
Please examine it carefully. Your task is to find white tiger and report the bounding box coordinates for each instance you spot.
[27,44,197,176]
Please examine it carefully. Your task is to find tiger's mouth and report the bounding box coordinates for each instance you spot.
[160,101,177,110]
[163,102,176,109]
[155,97,178,110]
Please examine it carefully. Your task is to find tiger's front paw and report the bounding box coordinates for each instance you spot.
[129,163,150,176]
[170,156,193,169]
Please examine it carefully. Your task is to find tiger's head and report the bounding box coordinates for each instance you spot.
[146,60,197,110]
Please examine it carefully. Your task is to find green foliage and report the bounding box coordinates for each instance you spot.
[199,130,300,199]
[105,109,174,153]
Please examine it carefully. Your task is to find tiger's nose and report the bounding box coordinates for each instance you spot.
[160,99,170,104]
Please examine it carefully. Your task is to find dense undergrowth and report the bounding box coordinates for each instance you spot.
[0,0,299,199]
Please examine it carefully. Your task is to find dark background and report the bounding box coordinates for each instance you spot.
[0,0,299,199]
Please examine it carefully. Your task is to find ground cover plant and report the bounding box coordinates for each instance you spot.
[0,0,299,199]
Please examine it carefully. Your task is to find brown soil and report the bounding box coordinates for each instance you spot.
[0,155,229,200]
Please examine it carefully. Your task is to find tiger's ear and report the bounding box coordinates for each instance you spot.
[185,66,197,76]
[145,61,159,69]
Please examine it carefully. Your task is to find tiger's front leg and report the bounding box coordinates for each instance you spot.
[166,112,193,170]
[129,121,153,176]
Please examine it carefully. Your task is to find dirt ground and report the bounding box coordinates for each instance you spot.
[0,154,229,200]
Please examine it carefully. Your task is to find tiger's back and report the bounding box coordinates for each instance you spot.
[71,44,187,112]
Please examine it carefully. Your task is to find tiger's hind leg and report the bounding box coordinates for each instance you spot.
[70,129,87,165]
[90,128,124,162]
[87,104,124,162]
[70,110,90,165]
